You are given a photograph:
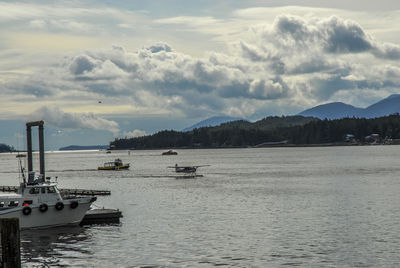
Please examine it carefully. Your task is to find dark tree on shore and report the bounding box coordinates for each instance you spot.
[0,143,15,153]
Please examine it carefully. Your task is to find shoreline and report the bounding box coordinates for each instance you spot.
[109,142,399,151]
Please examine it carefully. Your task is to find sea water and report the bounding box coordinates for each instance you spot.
[0,146,400,267]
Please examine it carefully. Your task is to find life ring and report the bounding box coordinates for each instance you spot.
[70,201,79,209]
[55,202,64,211]
[22,206,32,215]
[39,203,48,212]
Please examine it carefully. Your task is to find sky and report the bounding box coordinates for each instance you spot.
[1,0,400,150]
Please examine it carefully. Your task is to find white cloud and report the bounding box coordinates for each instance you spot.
[2,10,400,122]
[29,19,93,32]
[123,129,147,138]
[30,106,120,135]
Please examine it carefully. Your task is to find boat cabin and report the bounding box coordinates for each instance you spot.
[0,182,62,210]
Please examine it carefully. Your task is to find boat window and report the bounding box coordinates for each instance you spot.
[8,201,18,207]
[0,201,4,207]
[47,187,56,193]
[41,187,46,194]
[23,200,33,205]
[29,187,40,194]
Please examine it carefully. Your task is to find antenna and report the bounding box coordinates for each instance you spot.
[18,156,26,184]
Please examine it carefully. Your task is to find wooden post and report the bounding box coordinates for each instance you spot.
[26,124,32,173]
[1,218,21,268]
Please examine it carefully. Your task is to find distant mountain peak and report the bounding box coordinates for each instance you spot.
[386,94,400,100]
[298,94,400,119]
[298,102,363,119]
[182,115,242,132]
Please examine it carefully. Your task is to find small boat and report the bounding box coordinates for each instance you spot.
[162,150,178,155]
[0,121,97,229]
[98,158,130,170]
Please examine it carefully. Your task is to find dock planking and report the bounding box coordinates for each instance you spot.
[0,186,110,196]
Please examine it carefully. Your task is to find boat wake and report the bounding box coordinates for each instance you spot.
[47,169,98,172]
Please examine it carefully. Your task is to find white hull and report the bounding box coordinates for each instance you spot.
[0,199,93,229]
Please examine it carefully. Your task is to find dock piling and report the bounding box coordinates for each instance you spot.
[1,218,21,268]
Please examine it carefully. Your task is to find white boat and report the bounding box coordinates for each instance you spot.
[0,121,96,229]
[0,181,96,229]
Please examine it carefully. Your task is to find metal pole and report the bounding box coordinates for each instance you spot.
[39,123,45,180]
[26,120,45,182]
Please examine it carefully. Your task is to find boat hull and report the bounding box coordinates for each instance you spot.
[175,167,197,173]
[0,198,94,229]
[162,152,177,155]
[98,165,130,170]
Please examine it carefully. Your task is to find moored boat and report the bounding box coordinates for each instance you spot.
[0,181,96,229]
[0,121,97,229]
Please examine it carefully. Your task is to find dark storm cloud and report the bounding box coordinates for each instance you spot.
[322,16,373,53]
[269,15,374,54]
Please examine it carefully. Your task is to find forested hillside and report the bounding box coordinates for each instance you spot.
[110,116,314,149]
[110,114,400,149]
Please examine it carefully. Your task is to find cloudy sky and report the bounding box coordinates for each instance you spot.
[1,0,400,149]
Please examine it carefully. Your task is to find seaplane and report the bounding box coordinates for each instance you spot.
[168,164,210,175]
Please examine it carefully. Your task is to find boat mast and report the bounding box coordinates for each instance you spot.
[26,120,45,183]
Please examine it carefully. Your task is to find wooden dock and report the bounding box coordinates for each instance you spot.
[0,186,110,196]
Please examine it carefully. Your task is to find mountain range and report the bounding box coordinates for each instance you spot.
[183,94,400,131]
[59,145,109,151]
[298,94,400,119]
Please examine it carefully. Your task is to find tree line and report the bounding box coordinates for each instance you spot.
[110,114,400,149]
[0,143,15,153]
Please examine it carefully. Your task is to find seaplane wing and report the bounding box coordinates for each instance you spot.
[191,165,210,168]
[168,164,210,173]
[167,165,210,169]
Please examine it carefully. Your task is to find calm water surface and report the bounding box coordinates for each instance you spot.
[1,146,400,267]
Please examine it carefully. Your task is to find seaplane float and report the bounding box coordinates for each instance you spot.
[0,121,97,229]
